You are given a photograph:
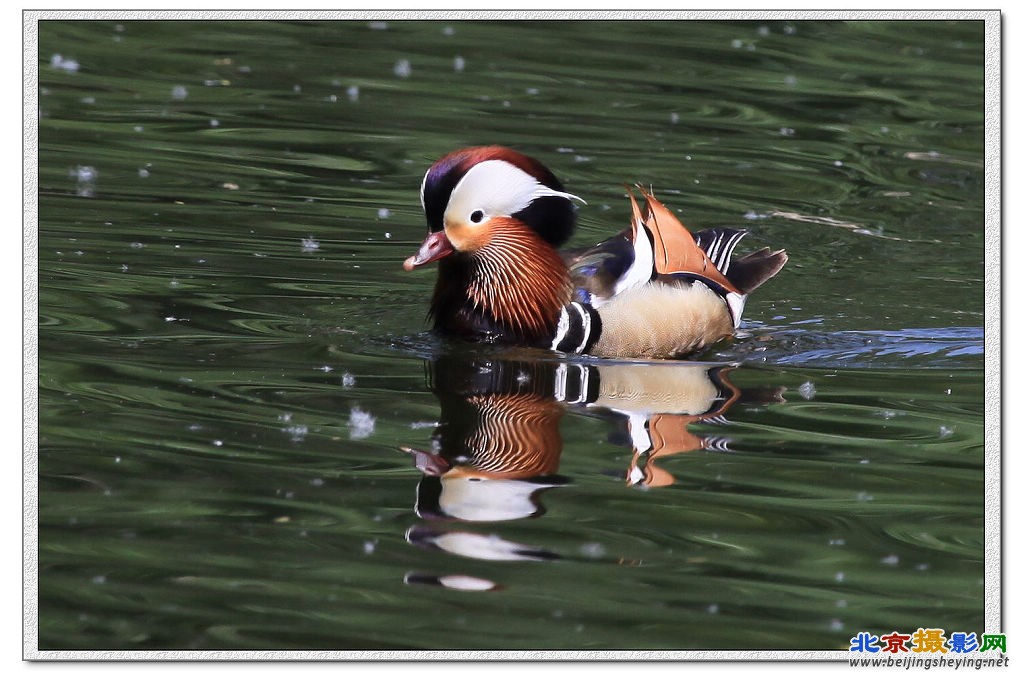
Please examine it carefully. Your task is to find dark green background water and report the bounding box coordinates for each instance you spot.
[34,19,987,653]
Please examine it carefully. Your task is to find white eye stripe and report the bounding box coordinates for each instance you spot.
[445,159,584,225]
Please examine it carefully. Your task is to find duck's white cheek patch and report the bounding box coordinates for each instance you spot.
[445,159,583,226]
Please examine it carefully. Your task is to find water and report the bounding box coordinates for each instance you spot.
[32,18,988,654]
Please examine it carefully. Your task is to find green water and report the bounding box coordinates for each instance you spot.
[34,19,987,654]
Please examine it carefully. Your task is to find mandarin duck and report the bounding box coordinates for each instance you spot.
[404,146,788,359]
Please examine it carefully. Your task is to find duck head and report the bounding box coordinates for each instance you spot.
[404,146,585,344]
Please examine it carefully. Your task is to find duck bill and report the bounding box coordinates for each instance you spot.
[403,231,455,271]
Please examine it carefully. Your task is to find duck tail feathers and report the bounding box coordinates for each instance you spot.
[724,247,788,294]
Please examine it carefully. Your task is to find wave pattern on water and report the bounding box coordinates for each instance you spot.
[719,326,984,369]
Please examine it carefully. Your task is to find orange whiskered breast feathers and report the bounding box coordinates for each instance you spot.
[466,218,573,340]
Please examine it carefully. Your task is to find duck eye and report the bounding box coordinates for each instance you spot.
[470,210,485,224]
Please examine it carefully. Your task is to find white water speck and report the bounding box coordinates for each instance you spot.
[731,38,743,49]
[939,425,955,438]
[91,575,107,584]
[212,439,223,447]
[348,407,376,440]
[454,55,465,72]
[669,112,679,124]
[707,604,719,615]
[138,168,150,178]
[881,554,900,566]
[310,477,324,487]
[346,85,359,102]
[828,538,846,546]
[784,75,798,87]
[171,85,188,100]
[71,165,97,183]
[317,365,333,373]
[283,424,308,442]
[779,126,795,136]
[209,119,220,128]
[442,26,455,36]
[377,208,391,220]
[393,59,411,78]
[829,619,844,632]
[341,372,356,388]
[368,21,388,30]
[410,421,439,430]
[834,572,845,583]
[579,542,606,559]
[757,25,771,36]
[384,232,392,239]
[51,54,80,72]
[798,381,816,400]
[301,236,319,252]
[363,540,377,555]
[833,160,844,167]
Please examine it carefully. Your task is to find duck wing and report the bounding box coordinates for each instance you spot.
[565,229,636,305]
[569,186,752,307]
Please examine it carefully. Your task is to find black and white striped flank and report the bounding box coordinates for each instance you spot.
[550,301,601,355]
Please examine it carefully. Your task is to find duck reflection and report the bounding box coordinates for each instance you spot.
[402,356,571,524]
[571,362,740,488]
[400,355,757,582]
